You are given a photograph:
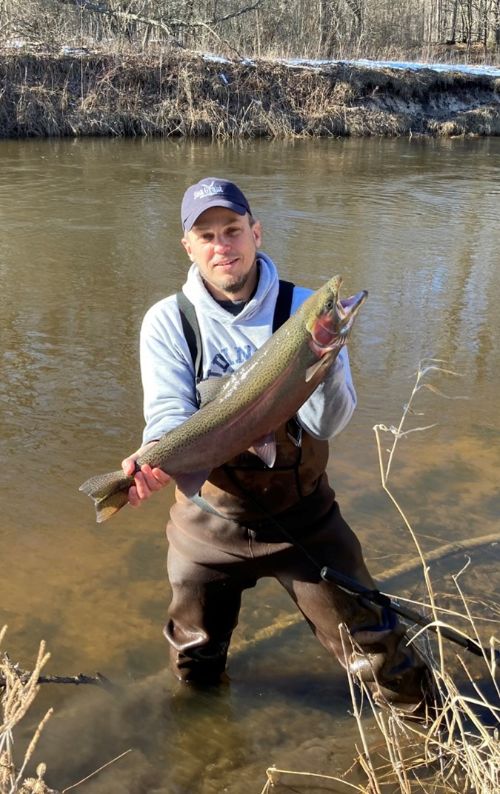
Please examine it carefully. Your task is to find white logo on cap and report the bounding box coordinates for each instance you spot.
[193,181,224,200]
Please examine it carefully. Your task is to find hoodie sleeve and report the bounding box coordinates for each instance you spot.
[140,298,198,445]
[296,347,357,440]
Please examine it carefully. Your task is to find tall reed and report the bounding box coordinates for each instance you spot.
[0,626,56,794]
[261,359,499,793]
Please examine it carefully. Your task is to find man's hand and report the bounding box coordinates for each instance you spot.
[121,442,172,507]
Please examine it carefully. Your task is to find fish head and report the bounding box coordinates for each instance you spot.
[306,276,368,357]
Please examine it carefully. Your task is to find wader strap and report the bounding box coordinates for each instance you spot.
[177,291,203,382]
[272,280,295,332]
[176,279,296,382]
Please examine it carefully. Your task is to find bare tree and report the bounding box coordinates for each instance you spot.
[0,0,498,61]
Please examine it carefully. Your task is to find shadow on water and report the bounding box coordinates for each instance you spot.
[31,664,354,793]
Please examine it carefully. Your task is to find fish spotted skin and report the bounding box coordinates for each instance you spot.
[79,276,367,522]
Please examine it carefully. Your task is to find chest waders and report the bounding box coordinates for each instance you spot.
[167,283,436,716]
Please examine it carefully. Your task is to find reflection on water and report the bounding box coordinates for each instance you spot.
[1,136,499,791]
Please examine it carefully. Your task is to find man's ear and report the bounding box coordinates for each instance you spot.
[181,235,194,260]
[252,219,262,248]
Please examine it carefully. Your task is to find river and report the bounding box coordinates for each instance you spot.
[0,136,499,793]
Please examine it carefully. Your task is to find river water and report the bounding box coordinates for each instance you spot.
[1,136,499,793]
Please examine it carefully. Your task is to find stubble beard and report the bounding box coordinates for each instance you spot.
[220,255,259,295]
[220,272,251,294]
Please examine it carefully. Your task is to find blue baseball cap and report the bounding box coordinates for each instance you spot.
[181,177,251,231]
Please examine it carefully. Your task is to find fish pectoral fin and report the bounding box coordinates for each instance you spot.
[175,469,212,498]
[305,358,328,382]
[305,350,338,383]
[249,433,277,468]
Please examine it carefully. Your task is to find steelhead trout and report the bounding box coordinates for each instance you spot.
[80,276,367,522]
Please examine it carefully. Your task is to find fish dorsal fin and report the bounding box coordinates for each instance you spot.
[249,433,277,468]
[196,375,230,408]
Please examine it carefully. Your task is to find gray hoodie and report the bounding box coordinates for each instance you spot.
[140,252,356,446]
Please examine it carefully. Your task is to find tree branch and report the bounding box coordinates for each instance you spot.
[57,0,185,48]
[0,661,116,691]
[58,0,264,35]
[198,1,264,27]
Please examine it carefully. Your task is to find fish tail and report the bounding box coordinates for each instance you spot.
[79,469,133,523]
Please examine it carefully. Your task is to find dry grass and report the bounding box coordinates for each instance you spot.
[0,627,57,794]
[260,359,499,793]
[0,50,498,138]
[0,633,132,793]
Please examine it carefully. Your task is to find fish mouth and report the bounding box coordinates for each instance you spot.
[310,285,368,353]
[339,289,368,326]
[335,289,368,343]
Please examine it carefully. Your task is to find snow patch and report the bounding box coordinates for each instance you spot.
[202,53,500,78]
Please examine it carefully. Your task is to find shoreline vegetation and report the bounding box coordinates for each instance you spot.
[1,0,500,138]
[0,48,499,139]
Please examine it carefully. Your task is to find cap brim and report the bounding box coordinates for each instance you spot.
[183,200,248,231]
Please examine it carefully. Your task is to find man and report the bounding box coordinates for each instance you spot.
[122,177,431,713]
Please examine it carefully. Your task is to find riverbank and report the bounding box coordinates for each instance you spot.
[0,49,499,139]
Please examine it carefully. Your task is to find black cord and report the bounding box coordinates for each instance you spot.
[221,466,497,661]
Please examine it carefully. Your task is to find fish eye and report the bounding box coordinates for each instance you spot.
[324,299,335,311]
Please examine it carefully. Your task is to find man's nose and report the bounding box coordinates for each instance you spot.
[213,236,231,252]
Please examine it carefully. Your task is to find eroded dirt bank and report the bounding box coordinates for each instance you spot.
[0,50,499,138]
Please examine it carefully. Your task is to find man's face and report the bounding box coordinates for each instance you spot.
[181,206,262,301]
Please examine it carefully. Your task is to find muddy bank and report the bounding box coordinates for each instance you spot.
[0,50,499,139]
